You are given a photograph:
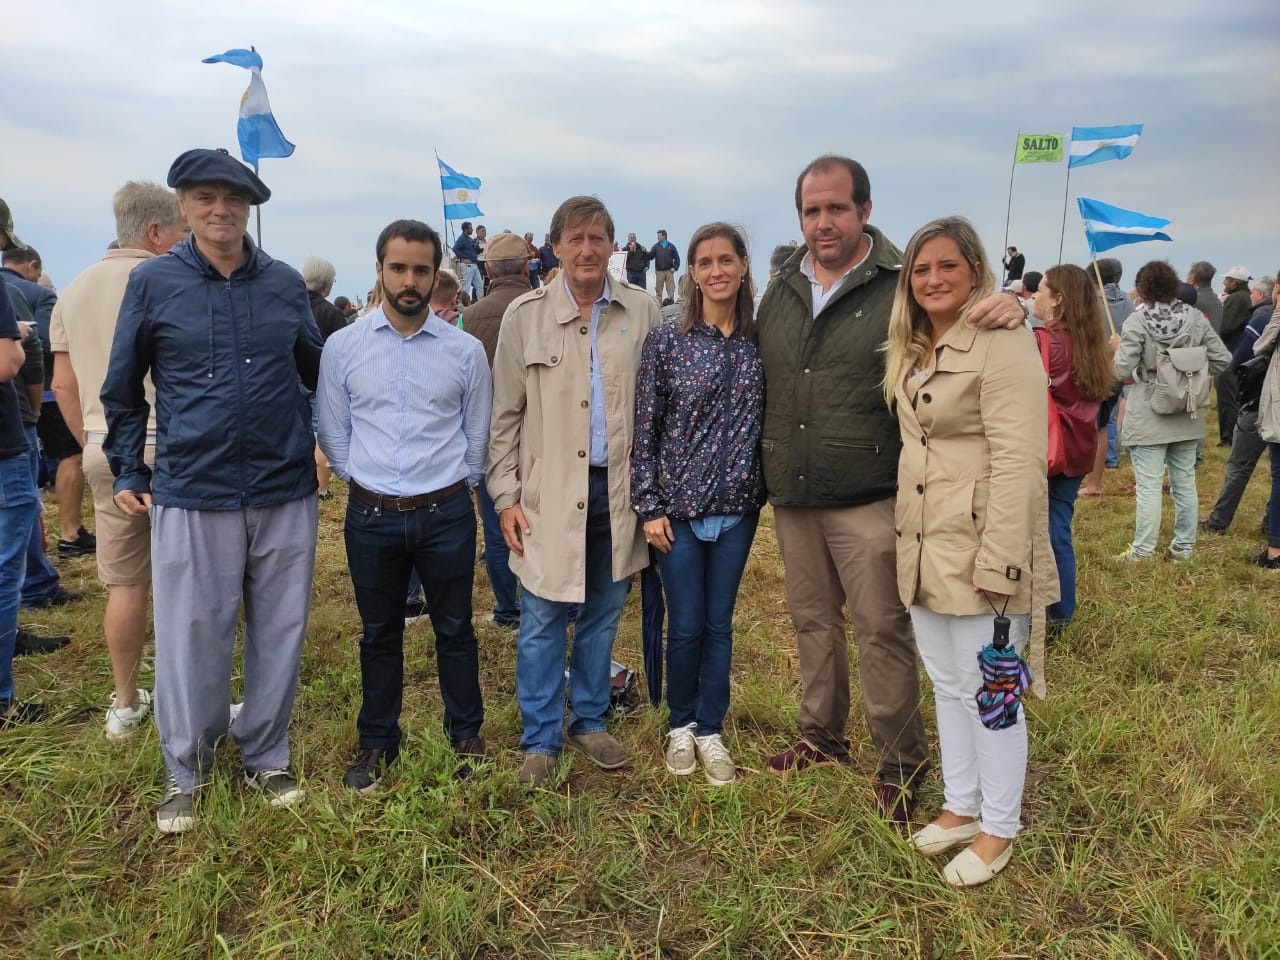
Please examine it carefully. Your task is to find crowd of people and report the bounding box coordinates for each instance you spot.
[2,147,1278,893]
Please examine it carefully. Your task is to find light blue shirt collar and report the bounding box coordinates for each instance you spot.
[369,305,440,339]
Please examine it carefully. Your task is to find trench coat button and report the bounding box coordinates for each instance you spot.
[920,436,927,446]
[895,529,901,538]
[577,501,585,510]
[550,355,558,363]
[797,474,805,481]
[803,367,811,374]
[922,392,931,402]
[580,400,589,408]
[580,326,588,334]
[916,484,924,494]
[578,450,586,458]
[916,532,921,541]
[799,424,806,430]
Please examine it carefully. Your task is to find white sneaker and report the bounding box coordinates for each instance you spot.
[104,688,152,740]
[664,723,698,776]
[228,701,244,728]
[694,733,736,785]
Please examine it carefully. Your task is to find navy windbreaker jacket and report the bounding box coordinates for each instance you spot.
[102,235,323,509]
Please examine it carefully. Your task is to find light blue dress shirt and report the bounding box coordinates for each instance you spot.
[316,307,492,495]
[562,276,612,467]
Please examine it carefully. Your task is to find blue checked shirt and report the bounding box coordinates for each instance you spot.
[317,307,492,495]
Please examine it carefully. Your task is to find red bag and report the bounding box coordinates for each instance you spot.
[1034,328,1067,476]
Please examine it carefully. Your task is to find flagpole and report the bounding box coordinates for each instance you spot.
[1056,163,1073,264]
[251,46,263,248]
[1002,134,1018,283]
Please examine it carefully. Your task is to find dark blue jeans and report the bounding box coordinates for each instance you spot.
[344,486,484,749]
[626,270,647,289]
[1,452,38,701]
[658,513,759,735]
[477,478,520,625]
[19,425,60,607]
[1047,474,1083,625]
[1269,444,1280,549]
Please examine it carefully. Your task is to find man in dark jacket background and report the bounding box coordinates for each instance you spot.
[755,154,1029,827]
[623,233,650,289]
[103,149,323,834]
[650,229,680,304]
[1002,246,1025,284]
[1216,266,1254,445]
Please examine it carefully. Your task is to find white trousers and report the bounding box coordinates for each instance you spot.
[910,606,1029,839]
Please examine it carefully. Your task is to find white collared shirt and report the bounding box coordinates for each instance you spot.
[799,236,875,317]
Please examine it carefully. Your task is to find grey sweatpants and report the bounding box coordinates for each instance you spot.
[152,495,318,791]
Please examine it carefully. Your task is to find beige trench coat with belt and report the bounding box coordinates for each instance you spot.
[487,278,659,603]
[893,322,1059,696]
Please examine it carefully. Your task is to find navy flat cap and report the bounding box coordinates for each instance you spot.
[167,148,271,204]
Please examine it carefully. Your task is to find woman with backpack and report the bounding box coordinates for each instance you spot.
[1112,260,1231,561]
[1031,265,1115,628]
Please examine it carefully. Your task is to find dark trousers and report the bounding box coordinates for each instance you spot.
[1269,444,1280,549]
[1217,371,1240,446]
[1206,408,1268,530]
[477,478,520,625]
[1046,474,1083,625]
[626,270,647,289]
[344,486,484,749]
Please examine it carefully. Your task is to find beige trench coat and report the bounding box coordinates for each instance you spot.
[487,279,659,602]
[1254,303,1280,443]
[894,322,1059,696]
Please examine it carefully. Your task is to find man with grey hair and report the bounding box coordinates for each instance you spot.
[489,195,660,786]
[1202,273,1276,533]
[1187,261,1223,334]
[50,180,189,739]
[103,149,323,833]
[300,256,348,499]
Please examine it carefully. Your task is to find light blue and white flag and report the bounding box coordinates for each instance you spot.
[202,49,295,167]
[1078,197,1172,254]
[439,158,483,219]
[1068,124,1143,168]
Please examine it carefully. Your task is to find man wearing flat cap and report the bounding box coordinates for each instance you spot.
[102,148,324,833]
[458,230,531,631]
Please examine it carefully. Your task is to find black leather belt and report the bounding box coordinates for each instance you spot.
[349,479,466,512]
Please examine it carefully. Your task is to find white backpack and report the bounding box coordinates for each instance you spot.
[1146,331,1210,417]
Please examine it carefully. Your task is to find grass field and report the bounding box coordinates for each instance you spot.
[3,444,1278,959]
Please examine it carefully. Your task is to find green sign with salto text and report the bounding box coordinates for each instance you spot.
[1014,134,1064,163]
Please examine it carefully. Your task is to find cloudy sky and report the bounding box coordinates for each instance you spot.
[7,0,1278,301]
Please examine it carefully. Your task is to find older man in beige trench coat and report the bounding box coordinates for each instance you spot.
[488,195,660,786]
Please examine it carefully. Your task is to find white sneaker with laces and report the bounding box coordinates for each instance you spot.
[664,723,697,776]
[104,688,152,740]
[694,733,736,785]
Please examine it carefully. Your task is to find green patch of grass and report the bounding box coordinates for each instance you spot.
[3,445,1278,958]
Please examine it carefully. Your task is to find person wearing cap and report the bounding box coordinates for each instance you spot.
[1216,266,1254,445]
[318,219,491,792]
[101,148,324,833]
[623,233,651,289]
[488,195,660,787]
[49,181,190,740]
[458,231,532,632]
[0,203,49,727]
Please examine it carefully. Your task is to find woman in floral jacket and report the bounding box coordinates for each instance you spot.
[631,222,765,786]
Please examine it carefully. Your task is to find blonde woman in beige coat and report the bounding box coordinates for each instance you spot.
[883,217,1057,888]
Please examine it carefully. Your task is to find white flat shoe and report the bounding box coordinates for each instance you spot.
[943,844,1014,887]
[912,820,981,858]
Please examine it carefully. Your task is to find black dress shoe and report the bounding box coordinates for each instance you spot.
[343,744,399,794]
[0,698,46,726]
[451,736,487,780]
[13,628,71,657]
[24,587,85,609]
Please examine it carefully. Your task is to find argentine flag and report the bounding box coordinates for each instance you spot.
[439,159,483,219]
[202,49,295,167]
[1068,124,1143,168]
[1078,197,1172,254]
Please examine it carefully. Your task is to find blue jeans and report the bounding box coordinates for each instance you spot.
[1105,404,1119,467]
[343,486,484,748]
[1,452,39,701]
[459,263,483,301]
[516,469,629,755]
[1046,475,1083,625]
[1129,440,1199,556]
[478,478,520,625]
[19,426,60,607]
[658,513,759,735]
